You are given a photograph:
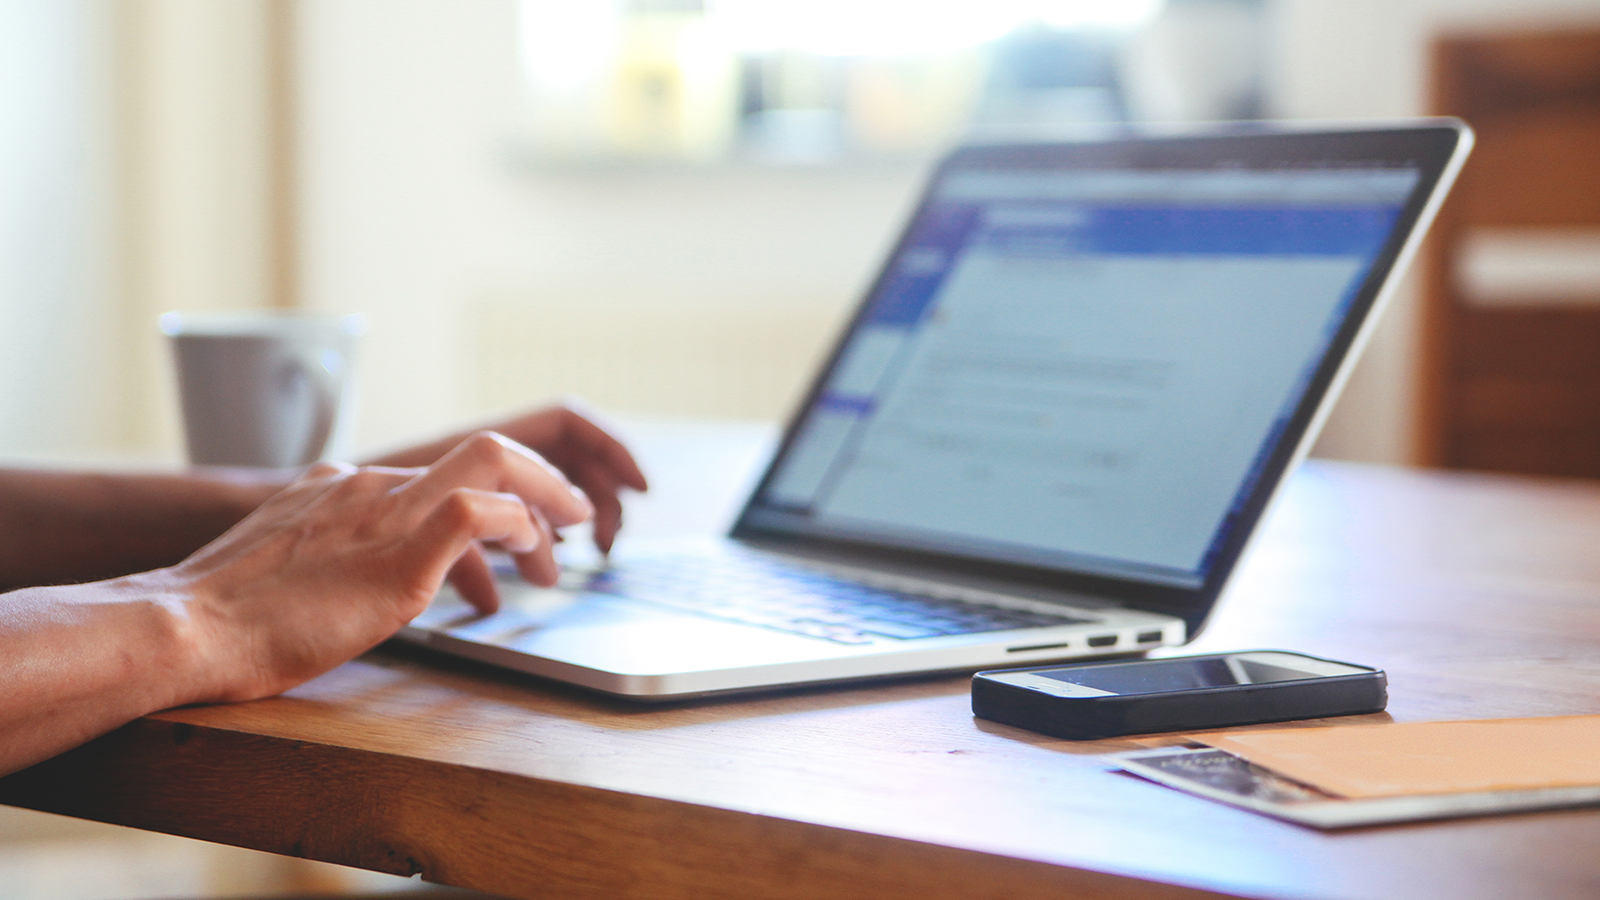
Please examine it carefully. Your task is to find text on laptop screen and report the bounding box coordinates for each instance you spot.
[745,166,1421,587]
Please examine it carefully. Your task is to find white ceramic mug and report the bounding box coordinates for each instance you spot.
[161,311,366,468]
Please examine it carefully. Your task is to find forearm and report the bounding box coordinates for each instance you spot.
[0,468,284,590]
[0,572,209,775]
[0,436,597,777]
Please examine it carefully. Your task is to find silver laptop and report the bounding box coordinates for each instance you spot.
[399,121,1472,699]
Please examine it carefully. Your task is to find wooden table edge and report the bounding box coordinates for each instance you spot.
[0,716,1245,900]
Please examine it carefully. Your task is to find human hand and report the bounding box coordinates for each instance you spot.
[170,432,591,703]
[364,404,648,554]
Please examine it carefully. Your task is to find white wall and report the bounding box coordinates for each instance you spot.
[0,0,289,465]
[116,0,284,457]
[296,0,926,453]
[0,1,118,459]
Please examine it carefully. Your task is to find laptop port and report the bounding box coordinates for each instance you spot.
[1087,635,1118,648]
[1137,630,1164,644]
[1007,642,1071,653]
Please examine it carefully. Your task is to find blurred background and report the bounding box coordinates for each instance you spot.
[2,0,1599,896]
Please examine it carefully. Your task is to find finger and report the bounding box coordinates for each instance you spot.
[404,487,543,595]
[567,459,625,554]
[590,489,623,556]
[398,432,593,528]
[446,544,501,615]
[509,505,560,587]
[535,407,649,494]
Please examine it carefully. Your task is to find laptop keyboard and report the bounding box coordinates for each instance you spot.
[579,552,1095,646]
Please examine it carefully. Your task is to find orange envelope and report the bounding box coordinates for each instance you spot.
[1192,716,1600,799]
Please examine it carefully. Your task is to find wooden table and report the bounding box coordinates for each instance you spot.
[5,424,1600,900]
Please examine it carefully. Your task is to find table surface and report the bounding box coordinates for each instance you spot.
[5,421,1600,900]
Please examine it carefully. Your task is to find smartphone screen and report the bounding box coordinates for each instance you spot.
[1034,653,1354,695]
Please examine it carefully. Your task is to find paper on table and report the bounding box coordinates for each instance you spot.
[1191,716,1600,799]
[1108,744,1600,829]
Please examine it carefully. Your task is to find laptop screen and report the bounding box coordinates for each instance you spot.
[739,155,1422,589]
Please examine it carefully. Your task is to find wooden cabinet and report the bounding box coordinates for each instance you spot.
[1421,30,1600,477]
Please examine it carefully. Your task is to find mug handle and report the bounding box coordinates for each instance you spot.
[295,351,341,465]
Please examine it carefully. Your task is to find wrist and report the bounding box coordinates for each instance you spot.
[103,568,225,711]
[0,572,229,775]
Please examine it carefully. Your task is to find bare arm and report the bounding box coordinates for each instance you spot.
[0,405,645,591]
[0,433,591,776]
[0,468,283,591]
[0,405,645,774]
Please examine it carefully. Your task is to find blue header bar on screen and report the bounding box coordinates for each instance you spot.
[862,168,1413,330]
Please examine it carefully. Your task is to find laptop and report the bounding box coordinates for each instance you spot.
[399,120,1473,699]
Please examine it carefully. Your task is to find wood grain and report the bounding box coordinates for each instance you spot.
[5,461,1600,900]
[1420,29,1600,475]
[1,718,1233,900]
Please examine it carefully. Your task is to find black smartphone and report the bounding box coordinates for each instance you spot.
[972,651,1386,740]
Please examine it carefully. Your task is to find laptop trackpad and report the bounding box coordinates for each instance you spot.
[414,583,862,674]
